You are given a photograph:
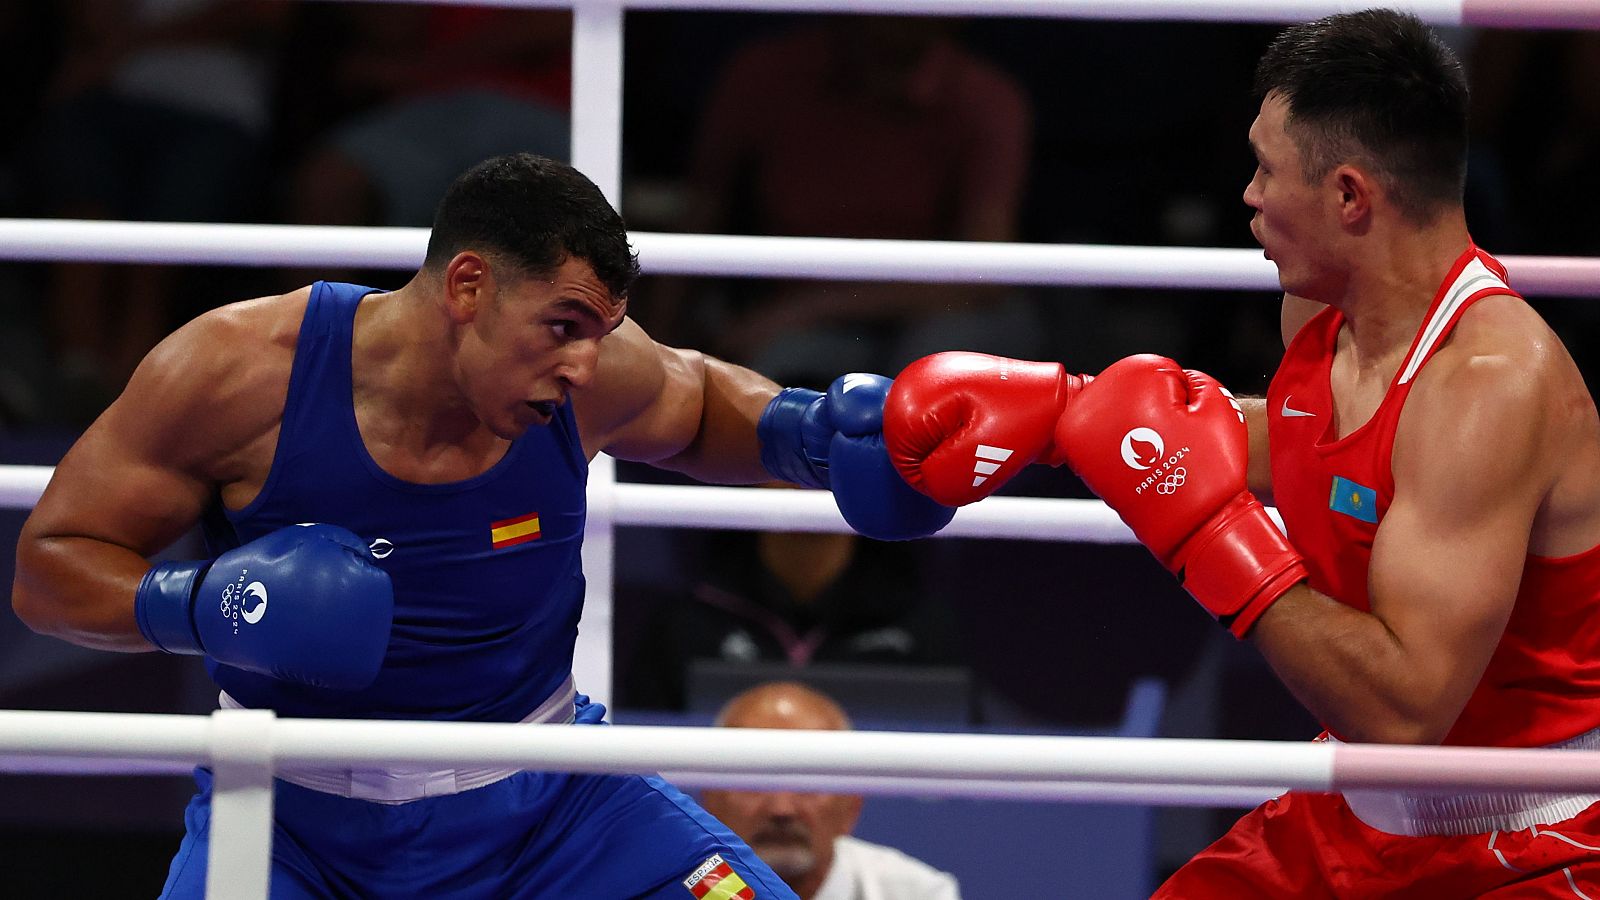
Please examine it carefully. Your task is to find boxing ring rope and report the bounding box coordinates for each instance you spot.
[328,0,1600,30]
[4,2,1600,899]
[0,464,1139,542]
[3,219,1599,296]
[10,707,1600,799]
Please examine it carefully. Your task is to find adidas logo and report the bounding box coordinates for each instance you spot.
[972,444,1014,488]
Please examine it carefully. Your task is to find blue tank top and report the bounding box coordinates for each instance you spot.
[201,282,589,721]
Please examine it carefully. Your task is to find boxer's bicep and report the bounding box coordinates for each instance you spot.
[1366,353,1547,737]
[654,353,778,484]
[576,322,782,481]
[15,323,231,645]
[36,400,213,553]
[577,318,694,462]
[592,343,776,484]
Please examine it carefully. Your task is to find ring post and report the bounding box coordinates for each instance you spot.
[206,708,276,900]
[570,0,626,707]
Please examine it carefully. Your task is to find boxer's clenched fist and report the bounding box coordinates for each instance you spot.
[884,351,1089,507]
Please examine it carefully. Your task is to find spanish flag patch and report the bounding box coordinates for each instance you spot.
[683,854,756,899]
[490,512,541,549]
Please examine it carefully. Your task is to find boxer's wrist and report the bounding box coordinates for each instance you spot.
[757,387,829,489]
[1178,497,1308,639]
[134,560,209,655]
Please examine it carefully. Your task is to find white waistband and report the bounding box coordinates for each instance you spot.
[1339,726,1600,836]
[218,674,578,804]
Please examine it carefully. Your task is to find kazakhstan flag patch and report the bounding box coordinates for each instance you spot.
[1328,475,1378,524]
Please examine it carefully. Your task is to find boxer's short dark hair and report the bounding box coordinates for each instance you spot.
[424,153,641,300]
[1255,9,1468,224]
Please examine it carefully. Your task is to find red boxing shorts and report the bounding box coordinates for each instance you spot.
[1155,791,1600,898]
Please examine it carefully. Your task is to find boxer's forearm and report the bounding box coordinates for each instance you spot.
[12,534,158,652]
[1251,585,1467,745]
[1242,397,1274,503]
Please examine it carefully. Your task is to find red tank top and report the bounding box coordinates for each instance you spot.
[1267,244,1600,748]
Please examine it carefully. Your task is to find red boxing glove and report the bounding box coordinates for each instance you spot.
[1060,355,1308,638]
[884,352,1088,507]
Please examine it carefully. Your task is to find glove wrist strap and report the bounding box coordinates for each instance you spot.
[1179,496,1308,639]
[757,388,829,489]
[1225,564,1308,639]
[134,560,210,655]
[1040,372,1091,466]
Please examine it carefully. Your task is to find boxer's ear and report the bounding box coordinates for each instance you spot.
[443,251,489,323]
[1332,164,1374,228]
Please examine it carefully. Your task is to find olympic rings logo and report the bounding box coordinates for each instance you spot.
[1156,467,1187,495]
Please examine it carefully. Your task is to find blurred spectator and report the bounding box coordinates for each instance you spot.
[1468,29,1600,257]
[620,512,960,712]
[1465,29,1600,384]
[286,6,571,233]
[659,15,1041,377]
[0,4,65,211]
[701,681,962,900]
[22,0,291,419]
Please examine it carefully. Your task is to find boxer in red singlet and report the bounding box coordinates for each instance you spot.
[884,10,1600,896]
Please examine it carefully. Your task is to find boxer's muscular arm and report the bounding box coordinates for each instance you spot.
[1241,397,1272,504]
[1249,321,1552,744]
[575,317,778,484]
[12,303,288,651]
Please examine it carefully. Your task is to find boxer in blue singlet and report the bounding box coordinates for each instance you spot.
[13,153,953,897]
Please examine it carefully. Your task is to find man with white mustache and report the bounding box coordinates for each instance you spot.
[700,682,961,900]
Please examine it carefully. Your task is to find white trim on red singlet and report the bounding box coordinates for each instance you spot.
[1398,256,1511,386]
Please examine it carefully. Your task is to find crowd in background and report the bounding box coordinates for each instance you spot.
[0,2,1597,894]
[0,7,1592,428]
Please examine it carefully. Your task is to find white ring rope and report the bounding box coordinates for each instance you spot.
[2,220,1597,296]
[323,0,1600,31]
[3,708,1600,802]
[0,463,1139,542]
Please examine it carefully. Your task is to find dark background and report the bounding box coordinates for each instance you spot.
[0,3,1595,896]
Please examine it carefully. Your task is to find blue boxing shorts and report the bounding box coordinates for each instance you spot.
[158,697,794,898]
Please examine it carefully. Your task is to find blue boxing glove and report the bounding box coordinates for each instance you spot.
[134,523,394,691]
[759,373,955,541]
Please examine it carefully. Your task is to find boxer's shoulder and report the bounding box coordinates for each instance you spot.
[142,291,299,406]
[1406,294,1563,419]
[142,287,304,369]
[1443,294,1554,368]
[111,289,306,482]
[206,286,314,357]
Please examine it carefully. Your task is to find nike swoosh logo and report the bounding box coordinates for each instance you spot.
[840,373,874,394]
[1280,398,1316,418]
